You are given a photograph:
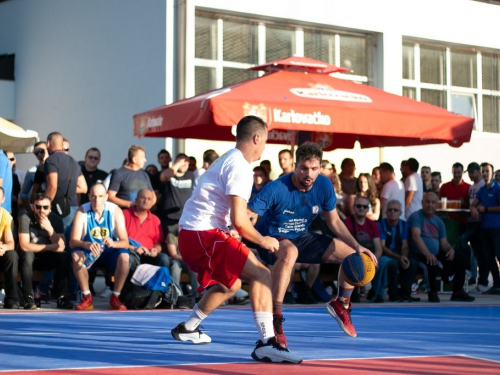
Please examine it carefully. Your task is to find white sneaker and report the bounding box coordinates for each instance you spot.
[100,287,113,298]
[234,288,249,299]
[251,337,303,363]
[477,284,489,292]
[171,323,211,344]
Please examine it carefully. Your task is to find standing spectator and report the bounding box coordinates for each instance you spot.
[260,160,272,182]
[188,156,197,172]
[339,158,357,195]
[0,149,13,213]
[403,158,423,220]
[70,184,129,310]
[17,193,72,309]
[5,150,20,223]
[439,162,470,208]
[193,149,219,187]
[495,170,500,184]
[123,189,170,270]
[157,149,172,171]
[408,192,474,303]
[80,148,108,205]
[107,145,152,209]
[421,166,432,192]
[278,149,294,177]
[377,200,418,302]
[372,166,383,197]
[0,187,18,309]
[145,164,159,176]
[251,166,268,199]
[44,132,87,230]
[379,162,405,219]
[430,171,442,195]
[463,162,487,292]
[470,162,500,295]
[400,160,408,181]
[320,160,334,178]
[21,142,48,212]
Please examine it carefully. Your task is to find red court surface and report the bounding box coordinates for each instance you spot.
[1,355,499,375]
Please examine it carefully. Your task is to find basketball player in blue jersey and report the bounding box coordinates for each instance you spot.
[248,142,378,351]
[70,183,130,310]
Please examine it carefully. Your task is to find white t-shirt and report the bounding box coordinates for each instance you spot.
[469,179,485,222]
[381,179,405,219]
[404,172,423,220]
[179,148,253,231]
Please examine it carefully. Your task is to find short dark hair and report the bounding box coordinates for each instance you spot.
[85,147,101,158]
[253,165,268,179]
[480,162,494,171]
[203,150,219,164]
[175,153,188,161]
[431,171,441,179]
[421,166,431,171]
[379,162,394,173]
[127,145,145,164]
[157,149,171,158]
[235,115,267,142]
[278,149,293,158]
[341,158,354,169]
[452,162,464,170]
[295,142,322,164]
[34,141,46,148]
[33,193,52,203]
[406,158,419,173]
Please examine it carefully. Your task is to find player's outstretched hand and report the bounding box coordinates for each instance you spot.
[260,236,279,253]
[357,246,378,267]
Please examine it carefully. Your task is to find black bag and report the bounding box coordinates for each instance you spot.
[159,279,195,309]
[51,157,74,218]
[120,284,162,310]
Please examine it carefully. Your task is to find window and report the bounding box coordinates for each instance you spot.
[403,42,500,133]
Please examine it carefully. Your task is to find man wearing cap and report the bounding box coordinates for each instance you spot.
[461,162,487,292]
[470,162,500,295]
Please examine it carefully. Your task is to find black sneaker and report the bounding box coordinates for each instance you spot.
[428,292,440,303]
[4,299,20,309]
[171,322,211,344]
[24,295,37,310]
[251,337,302,363]
[57,296,73,309]
[450,290,475,302]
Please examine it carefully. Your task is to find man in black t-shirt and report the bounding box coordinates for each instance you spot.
[80,147,108,205]
[17,193,72,309]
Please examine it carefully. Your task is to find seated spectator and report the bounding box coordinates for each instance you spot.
[17,193,72,309]
[408,192,474,303]
[430,171,441,196]
[377,200,418,302]
[145,164,159,176]
[122,189,170,271]
[372,166,383,197]
[251,166,268,199]
[0,187,19,309]
[344,195,383,302]
[320,160,334,177]
[70,183,130,310]
[331,171,348,220]
[346,173,380,221]
[339,158,357,195]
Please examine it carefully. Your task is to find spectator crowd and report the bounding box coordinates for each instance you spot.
[1,130,499,310]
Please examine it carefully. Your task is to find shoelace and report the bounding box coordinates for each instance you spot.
[273,315,285,334]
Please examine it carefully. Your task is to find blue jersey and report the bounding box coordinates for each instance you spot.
[80,201,118,250]
[476,180,500,228]
[249,173,336,239]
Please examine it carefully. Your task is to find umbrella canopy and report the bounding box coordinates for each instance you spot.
[0,117,39,153]
[248,56,351,74]
[133,70,474,151]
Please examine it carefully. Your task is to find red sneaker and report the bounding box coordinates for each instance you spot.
[75,294,93,311]
[273,313,287,347]
[325,298,356,337]
[110,294,127,311]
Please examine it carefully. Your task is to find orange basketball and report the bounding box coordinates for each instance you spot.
[340,253,376,287]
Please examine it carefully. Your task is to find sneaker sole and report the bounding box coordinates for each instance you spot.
[75,305,94,311]
[325,303,357,338]
[171,329,211,345]
[251,351,302,364]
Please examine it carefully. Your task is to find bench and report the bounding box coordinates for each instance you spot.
[0,270,44,283]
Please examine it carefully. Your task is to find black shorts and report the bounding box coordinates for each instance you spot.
[257,231,333,266]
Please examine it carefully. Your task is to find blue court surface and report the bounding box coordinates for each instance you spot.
[1,305,499,374]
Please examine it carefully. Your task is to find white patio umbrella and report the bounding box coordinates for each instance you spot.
[0,117,39,153]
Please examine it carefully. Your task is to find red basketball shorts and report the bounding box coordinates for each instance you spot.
[178,228,250,293]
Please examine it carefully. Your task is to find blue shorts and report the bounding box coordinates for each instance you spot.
[257,231,333,266]
[73,248,129,274]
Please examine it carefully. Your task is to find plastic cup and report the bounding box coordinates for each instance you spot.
[441,197,447,209]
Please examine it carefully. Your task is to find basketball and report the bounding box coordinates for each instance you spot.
[340,253,376,287]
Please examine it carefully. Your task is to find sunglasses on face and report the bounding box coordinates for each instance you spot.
[355,204,369,209]
[87,156,99,161]
[34,149,46,156]
[387,208,400,213]
[34,204,50,210]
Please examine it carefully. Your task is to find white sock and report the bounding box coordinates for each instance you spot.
[112,291,120,297]
[82,290,91,296]
[253,311,274,342]
[185,304,207,331]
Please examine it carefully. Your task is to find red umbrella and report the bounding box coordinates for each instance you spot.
[248,56,351,74]
[133,71,473,151]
